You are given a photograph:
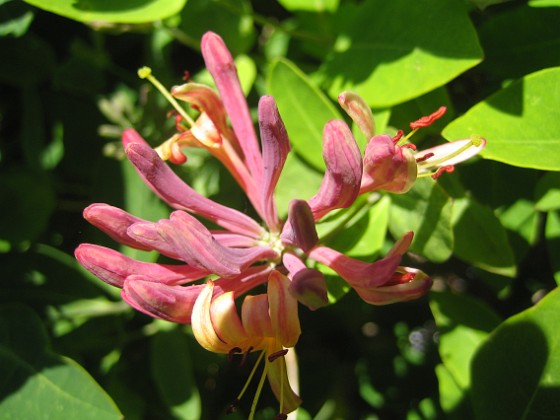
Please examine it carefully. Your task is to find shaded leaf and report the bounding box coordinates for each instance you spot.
[318,195,390,259]
[545,211,560,286]
[389,178,454,262]
[535,172,560,211]
[471,287,560,419]
[0,0,34,37]
[150,327,201,420]
[180,0,255,55]
[478,5,560,79]
[321,0,482,107]
[0,305,122,419]
[452,197,516,277]
[442,67,560,170]
[0,169,55,245]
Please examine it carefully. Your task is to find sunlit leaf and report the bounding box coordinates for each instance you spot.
[321,0,482,107]
[430,291,502,390]
[23,0,187,23]
[442,67,560,171]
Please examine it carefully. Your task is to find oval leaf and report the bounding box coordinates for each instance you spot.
[471,287,560,418]
[443,67,560,170]
[0,305,122,419]
[23,0,187,23]
[321,0,483,107]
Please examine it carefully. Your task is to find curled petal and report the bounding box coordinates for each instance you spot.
[308,120,362,220]
[124,138,263,237]
[242,294,274,339]
[201,32,263,182]
[209,291,250,347]
[75,244,208,288]
[83,204,152,251]
[338,91,375,139]
[190,112,222,148]
[361,135,417,194]
[259,96,290,232]
[354,267,432,305]
[171,82,231,138]
[280,200,318,253]
[158,211,277,277]
[122,279,204,323]
[268,270,301,348]
[191,280,232,352]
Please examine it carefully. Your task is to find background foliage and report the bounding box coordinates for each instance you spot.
[1,0,560,418]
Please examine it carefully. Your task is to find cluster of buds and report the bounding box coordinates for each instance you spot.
[75,32,485,418]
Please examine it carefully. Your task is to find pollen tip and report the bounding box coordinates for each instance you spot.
[471,134,484,147]
[138,66,152,79]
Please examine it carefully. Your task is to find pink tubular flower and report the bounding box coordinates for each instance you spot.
[337,92,486,193]
[76,32,484,416]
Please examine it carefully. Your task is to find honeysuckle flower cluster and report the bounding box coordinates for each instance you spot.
[75,32,485,418]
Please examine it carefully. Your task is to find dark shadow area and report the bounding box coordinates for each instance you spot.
[470,320,560,419]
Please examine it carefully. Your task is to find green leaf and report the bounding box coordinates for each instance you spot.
[430,292,502,391]
[150,327,201,420]
[545,211,560,286]
[23,0,187,23]
[179,0,255,55]
[536,172,560,211]
[318,195,390,259]
[477,5,560,79]
[0,169,55,245]
[442,67,560,171]
[529,0,560,6]
[274,152,324,218]
[452,197,517,277]
[268,57,343,170]
[389,178,454,262]
[0,0,34,37]
[0,305,122,419]
[435,364,471,417]
[277,0,338,12]
[471,287,560,419]
[321,0,482,107]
